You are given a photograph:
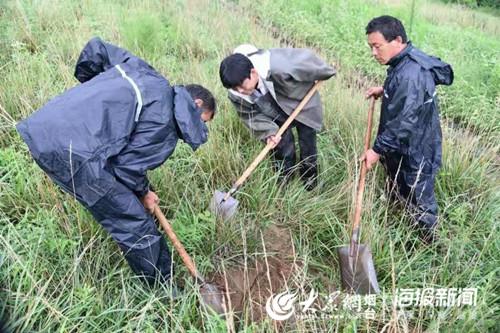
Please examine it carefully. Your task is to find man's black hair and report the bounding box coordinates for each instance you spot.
[185,84,216,116]
[366,15,408,43]
[219,53,254,89]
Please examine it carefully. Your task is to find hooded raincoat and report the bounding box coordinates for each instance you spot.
[375,43,453,230]
[16,37,209,282]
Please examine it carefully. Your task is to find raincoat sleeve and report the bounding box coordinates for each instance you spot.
[229,95,279,141]
[373,77,426,155]
[111,107,177,198]
[74,37,144,83]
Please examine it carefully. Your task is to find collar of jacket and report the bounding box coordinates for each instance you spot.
[387,42,413,68]
[172,85,208,151]
[229,49,277,103]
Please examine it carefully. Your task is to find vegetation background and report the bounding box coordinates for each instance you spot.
[0,0,498,332]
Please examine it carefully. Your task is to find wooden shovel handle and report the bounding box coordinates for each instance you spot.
[154,206,202,282]
[350,97,376,255]
[229,81,323,194]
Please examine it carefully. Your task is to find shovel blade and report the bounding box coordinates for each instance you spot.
[338,244,380,295]
[210,190,239,220]
[200,283,226,315]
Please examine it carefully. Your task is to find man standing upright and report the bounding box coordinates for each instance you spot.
[363,16,453,241]
[219,45,335,190]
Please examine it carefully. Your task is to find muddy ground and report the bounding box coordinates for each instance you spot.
[210,225,298,323]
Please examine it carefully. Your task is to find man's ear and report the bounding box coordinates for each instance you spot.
[194,98,204,109]
[394,36,403,44]
[250,68,259,78]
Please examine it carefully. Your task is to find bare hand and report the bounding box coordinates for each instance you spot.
[141,190,159,214]
[266,134,281,148]
[365,86,384,100]
[359,148,380,170]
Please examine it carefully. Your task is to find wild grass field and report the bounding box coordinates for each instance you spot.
[0,0,498,332]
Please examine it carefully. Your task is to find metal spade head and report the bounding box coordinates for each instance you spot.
[200,282,226,315]
[338,244,380,295]
[210,190,239,220]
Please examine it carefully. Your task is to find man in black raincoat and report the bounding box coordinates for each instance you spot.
[16,37,216,284]
[363,16,453,241]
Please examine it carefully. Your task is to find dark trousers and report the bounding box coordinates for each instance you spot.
[382,154,439,230]
[47,167,173,285]
[85,181,173,284]
[272,112,318,186]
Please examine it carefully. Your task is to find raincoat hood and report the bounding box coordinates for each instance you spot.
[407,45,453,86]
[389,43,454,86]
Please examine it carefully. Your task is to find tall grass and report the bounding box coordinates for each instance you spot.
[0,0,498,332]
[239,0,500,135]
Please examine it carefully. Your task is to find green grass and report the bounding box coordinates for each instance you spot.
[1,0,499,332]
[239,0,500,135]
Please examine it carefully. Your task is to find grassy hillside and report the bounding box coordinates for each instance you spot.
[0,0,498,332]
[240,0,500,135]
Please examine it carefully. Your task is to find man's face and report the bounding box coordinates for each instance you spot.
[193,99,214,122]
[234,68,259,95]
[367,31,405,65]
[200,110,214,122]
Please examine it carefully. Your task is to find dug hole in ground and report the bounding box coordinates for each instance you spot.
[209,225,305,323]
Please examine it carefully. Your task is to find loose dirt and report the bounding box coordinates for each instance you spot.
[211,225,298,322]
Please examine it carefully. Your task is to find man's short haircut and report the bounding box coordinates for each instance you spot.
[219,53,254,89]
[185,84,216,116]
[366,15,408,44]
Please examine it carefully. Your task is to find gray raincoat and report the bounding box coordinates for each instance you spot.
[228,47,335,140]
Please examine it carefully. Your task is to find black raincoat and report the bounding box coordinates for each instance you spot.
[16,37,209,283]
[374,43,453,230]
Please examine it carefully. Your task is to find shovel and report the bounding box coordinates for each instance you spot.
[154,206,226,314]
[338,97,380,295]
[211,81,323,220]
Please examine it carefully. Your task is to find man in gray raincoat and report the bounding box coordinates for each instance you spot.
[16,37,216,284]
[219,45,335,190]
[363,16,453,242]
